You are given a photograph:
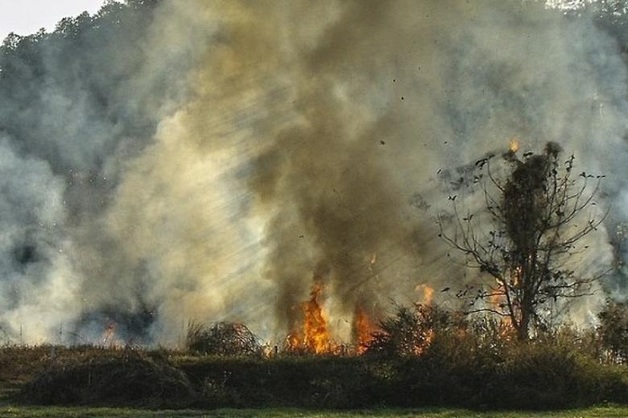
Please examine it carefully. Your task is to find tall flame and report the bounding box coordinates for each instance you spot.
[287,281,335,354]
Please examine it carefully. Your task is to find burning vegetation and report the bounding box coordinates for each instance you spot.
[284,281,381,355]
[286,281,334,354]
[280,281,443,356]
[354,306,378,354]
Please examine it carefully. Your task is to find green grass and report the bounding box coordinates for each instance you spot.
[0,406,626,418]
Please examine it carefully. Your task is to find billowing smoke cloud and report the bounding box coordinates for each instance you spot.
[0,0,626,345]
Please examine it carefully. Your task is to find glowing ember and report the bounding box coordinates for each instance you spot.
[509,137,520,153]
[288,281,335,354]
[415,328,435,356]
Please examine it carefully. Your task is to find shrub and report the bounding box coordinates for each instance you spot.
[186,321,262,357]
[597,299,628,362]
[21,349,195,408]
[364,304,458,357]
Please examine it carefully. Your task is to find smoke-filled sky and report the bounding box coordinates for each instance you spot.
[0,0,626,346]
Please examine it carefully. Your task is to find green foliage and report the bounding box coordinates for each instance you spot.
[177,355,385,409]
[20,349,195,408]
[597,299,628,362]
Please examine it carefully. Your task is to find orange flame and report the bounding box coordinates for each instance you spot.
[354,306,377,354]
[487,285,516,341]
[416,284,434,306]
[411,286,436,355]
[288,281,335,354]
[411,303,437,356]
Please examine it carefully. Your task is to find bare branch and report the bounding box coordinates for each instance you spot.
[436,143,609,340]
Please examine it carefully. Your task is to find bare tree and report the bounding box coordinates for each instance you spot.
[438,142,608,340]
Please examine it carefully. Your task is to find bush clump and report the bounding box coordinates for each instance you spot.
[21,350,195,408]
[186,321,262,356]
[597,299,628,362]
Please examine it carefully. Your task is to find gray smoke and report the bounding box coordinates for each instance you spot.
[0,0,626,345]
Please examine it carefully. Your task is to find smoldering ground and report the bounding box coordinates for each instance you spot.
[0,0,626,345]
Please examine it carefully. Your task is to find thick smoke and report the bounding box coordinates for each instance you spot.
[0,0,626,345]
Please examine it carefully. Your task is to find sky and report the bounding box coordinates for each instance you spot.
[0,0,106,42]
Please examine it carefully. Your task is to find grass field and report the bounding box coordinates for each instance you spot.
[0,405,627,418]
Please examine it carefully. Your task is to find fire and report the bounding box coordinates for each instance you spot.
[509,137,520,153]
[487,285,516,341]
[415,328,435,356]
[354,306,377,354]
[412,286,436,355]
[415,284,434,306]
[287,281,335,354]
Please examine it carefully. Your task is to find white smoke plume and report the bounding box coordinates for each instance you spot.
[0,0,626,345]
